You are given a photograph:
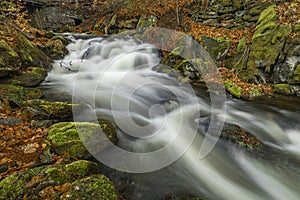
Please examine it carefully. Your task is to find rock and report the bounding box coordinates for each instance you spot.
[197,36,232,66]
[60,174,118,200]
[30,7,85,32]
[224,80,242,98]
[41,36,69,60]
[0,118,23,126]
[243,5,292,83]
[0,162,8,173]
[272,84,293,95]
[0,20,51,78]
[30,120,53,129]
[0,84,43,107]
[7,67,47,87]
[0,160,115,199]
[226,37,248,69]
[21,100,76,121]
[47,121,118,159]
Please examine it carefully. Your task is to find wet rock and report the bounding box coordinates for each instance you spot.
[243,5,292,83]
[21,99,76,121]
[0,160,113,199]
[47,121,118,159]
[7,67,47,87]
[60,174,118,200]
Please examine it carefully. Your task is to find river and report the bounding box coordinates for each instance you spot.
[44,33,300,200]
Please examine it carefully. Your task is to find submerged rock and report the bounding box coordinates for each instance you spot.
[47,121,118,159]
[0,160,117,199]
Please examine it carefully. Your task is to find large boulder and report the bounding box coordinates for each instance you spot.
[240,5,292,83]
[0,160,118,199]
[0,20,51,78]
[47,122,118,159]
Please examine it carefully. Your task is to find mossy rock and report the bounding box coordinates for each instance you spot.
[224,80,242,98]
[197,36,231,65]
[60,174,118,200]
[0,20,51,75]
[44,36,69,59]
[293,65,300,83]
[8,67,47,87]
[47,121,118,159]
[0,160,112,199]
[272,84,292,95]
[226,37,247,69]
[0,84,43,107]
[245,5,292,82]
[20,99,84,121]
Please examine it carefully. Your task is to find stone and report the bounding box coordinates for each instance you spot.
[0,160,115,199]
[8,67,47,87]
[0,20,51,77]
[272,84,292,95]
[244,5,292,83]
[47,121,118,159]
[0,162,8,173]
[0,84,43,107]
[60,174,118,200]
[197,36,232,66]
[0,118,23,126]
[21,100,77,121]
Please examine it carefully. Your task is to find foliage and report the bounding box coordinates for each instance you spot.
[0,0,30,32]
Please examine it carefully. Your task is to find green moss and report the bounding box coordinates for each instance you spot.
[272,84,292,95]
[48,122,118,159]
[294,23,300,32]
[61,174,118,200]
[0,175,24,199]
[246,5,292,81]
[224,80,242,98]
[9,67,47,87]
[0,160,101,199]
[293,65,300,82]
[226,37,247,69]
[248,88,261,97]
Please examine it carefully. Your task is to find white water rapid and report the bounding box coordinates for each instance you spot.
[45,34,300,200]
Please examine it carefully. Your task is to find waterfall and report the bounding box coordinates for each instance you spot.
[45,33,300,200]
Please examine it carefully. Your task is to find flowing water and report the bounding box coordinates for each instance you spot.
[45,34,300,200]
